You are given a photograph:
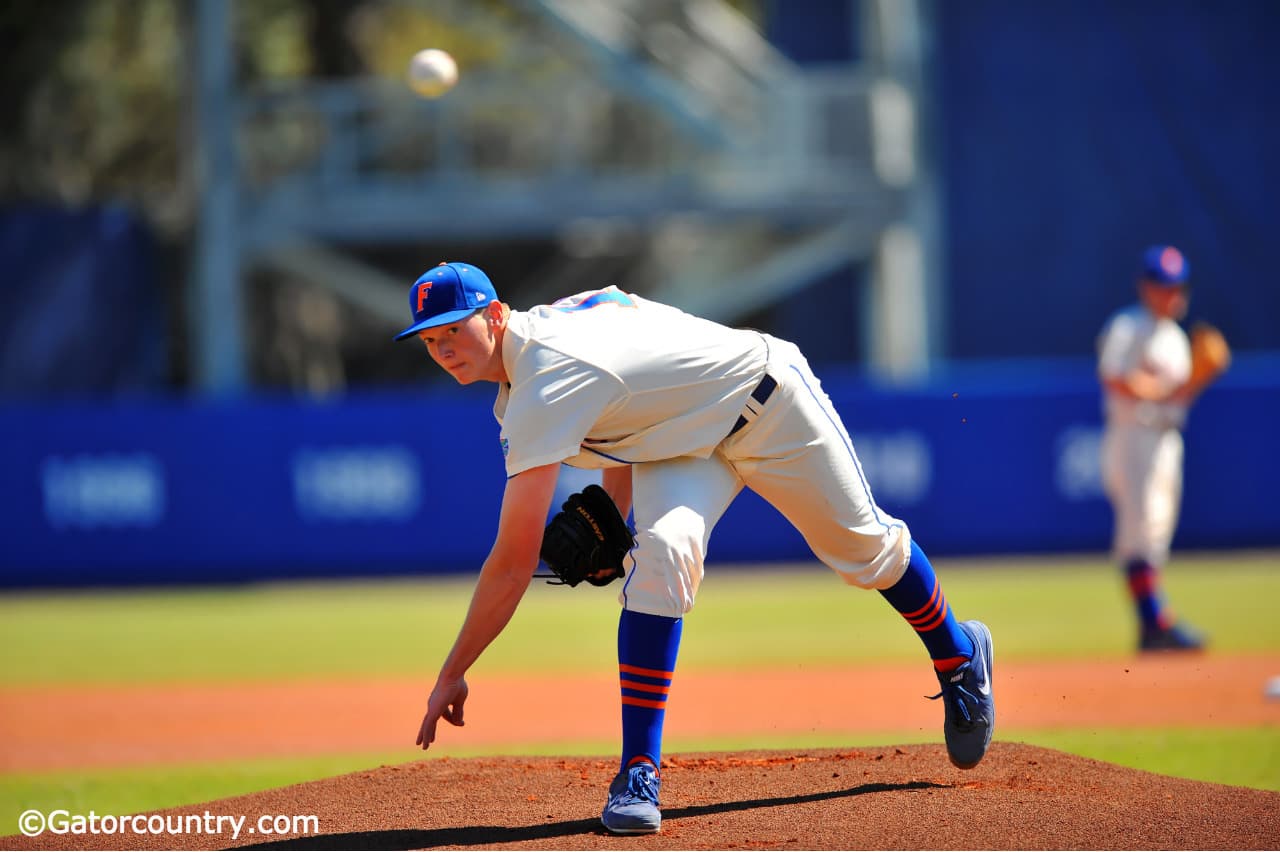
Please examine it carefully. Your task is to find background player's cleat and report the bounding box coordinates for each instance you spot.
[1139,622,1205,652]
[601,761,662,834]
[929,620,995,769]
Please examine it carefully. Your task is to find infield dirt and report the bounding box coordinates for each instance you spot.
[8,743,1280,850]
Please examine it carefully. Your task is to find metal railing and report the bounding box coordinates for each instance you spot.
[235,65,899,252]
[192,0,924,391]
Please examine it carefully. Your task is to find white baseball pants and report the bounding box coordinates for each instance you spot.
[1101,423,1184,566]
[619,337,913,618]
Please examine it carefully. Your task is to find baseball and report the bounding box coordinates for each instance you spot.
[407,49,458,99]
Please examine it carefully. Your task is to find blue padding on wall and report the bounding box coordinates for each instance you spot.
[2,357,1276,587]
[0,205,166,395]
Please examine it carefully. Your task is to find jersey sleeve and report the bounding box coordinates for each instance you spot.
[1097,313,1137,380]
[499,354,621,477]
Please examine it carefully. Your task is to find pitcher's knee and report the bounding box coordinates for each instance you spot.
[621,509,707,618]
[821,526,911,590]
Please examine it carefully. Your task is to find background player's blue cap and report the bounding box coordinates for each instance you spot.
[1139,245,1190,286]
[394,262,498,340]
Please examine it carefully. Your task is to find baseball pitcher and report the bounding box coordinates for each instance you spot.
[399,262,995,834]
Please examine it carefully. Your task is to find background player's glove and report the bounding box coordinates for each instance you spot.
[538,484,634,587]
[1187,321,1231,391]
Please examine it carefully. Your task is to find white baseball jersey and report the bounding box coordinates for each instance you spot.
[493,287,911,618]
[1097,305,1192,430]
[1097,304,1192,564]
[494,288,768,476]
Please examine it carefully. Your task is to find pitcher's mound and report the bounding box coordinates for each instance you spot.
[13,743,1280,850]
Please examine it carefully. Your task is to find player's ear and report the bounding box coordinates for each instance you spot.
[484,300,507,328]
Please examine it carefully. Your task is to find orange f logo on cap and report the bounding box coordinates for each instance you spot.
[416,281,433,312]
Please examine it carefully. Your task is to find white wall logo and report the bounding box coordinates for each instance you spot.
[41,454,166,530]
[1055,426,1104,500]
[850,430,931,505]
[292,446,421,522]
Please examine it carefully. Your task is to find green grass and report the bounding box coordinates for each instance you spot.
[1011,727,1280,792]
[1,552,1277,819]
[2,552,1277,685]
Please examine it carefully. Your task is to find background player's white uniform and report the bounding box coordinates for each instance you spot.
[1097,304,1192,566]
[495,287,911,618]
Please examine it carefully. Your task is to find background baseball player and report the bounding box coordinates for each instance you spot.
[401,261,995,835]
[1097,245,1230,652]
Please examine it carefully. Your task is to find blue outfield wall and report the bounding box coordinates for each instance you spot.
[2,357,1277,588]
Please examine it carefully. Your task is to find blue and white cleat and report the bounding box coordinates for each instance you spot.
[601,761,662,835]
[1140,622,1205,653]
[930,619,995,769]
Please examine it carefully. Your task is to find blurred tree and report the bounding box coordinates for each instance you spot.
[308,0,366,78]
[2,0,187,227]
[0,0,540,230]
[0,0,93,162]
[0,0,771,393]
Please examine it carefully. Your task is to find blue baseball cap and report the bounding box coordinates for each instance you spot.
[1140,245,1190,286]
[393,262,498,341]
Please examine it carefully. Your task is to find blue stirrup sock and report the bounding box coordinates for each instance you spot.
[617,608,682,772]
[880,540,975,671]
[1125,558,1172,630]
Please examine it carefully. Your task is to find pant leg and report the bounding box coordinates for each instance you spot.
[619,454,744,618]
[1144,430,1184,566]
[1103,424,1181,564]
[721,338,911,590]
[1101,424,1140,559]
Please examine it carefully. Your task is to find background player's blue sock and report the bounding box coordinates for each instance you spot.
[1125,559,1172,630]
[880,540,975,671]
[617,608,682,772]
